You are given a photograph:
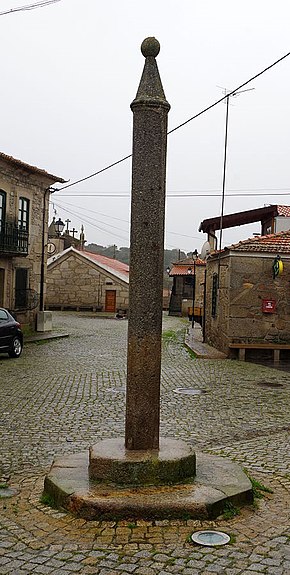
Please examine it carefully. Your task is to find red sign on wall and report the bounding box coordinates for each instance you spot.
[262,299,276,313]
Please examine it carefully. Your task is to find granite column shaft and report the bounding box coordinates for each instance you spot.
[125,39,170,451]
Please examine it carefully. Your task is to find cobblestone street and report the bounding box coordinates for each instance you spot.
[1,312,290,574]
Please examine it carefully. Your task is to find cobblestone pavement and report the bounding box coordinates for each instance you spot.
[1,312,290,574]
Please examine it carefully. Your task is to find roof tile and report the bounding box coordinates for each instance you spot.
[224,229,290,254]
[169,258,205,276]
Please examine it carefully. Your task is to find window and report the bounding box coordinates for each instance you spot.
[211,273,218,317]
[18,197,29,231]
[0,190,6,233]
[0,309,8,321]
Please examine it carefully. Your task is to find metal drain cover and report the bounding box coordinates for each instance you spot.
[173,388,206,395]
[191,530,230,546]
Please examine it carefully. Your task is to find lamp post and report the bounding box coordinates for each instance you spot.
[187,249,198,328]
[55,217,65,237]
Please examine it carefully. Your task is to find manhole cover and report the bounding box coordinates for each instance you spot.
[107,387,126,394]
[0,487,20,498]
[191,530,230,546]
[257,382,283,388]
[173,388,206,395]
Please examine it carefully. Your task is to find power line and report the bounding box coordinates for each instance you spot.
[55,155,131,192]
[168,231,201,240]
[56,190,290,198]
[52,200,129,234]
[0,0,61,16]
[51,198,129,223]
[52,198,202,241]
[54,47,290,193]
[52,200,259,249]
[52,201,129,243]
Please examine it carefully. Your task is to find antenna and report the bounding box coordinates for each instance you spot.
[200,240,211,260]
[217,86,255,100]
[217,85,254,286]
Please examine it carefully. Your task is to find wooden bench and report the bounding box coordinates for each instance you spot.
[229,342,290,363]
[46,304,103,312]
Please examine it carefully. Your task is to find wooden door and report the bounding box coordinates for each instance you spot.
[105,290,116,312]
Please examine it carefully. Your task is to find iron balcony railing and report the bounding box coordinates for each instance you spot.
[0,222,29,255]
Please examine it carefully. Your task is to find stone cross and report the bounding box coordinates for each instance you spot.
[70,227,78,238]
[65,218,71,233]
[125,37,170,451]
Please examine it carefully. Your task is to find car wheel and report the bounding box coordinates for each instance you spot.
[8,337,23,358]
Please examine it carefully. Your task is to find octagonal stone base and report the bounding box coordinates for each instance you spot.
[89,438,196,485]
[43,441,253,520]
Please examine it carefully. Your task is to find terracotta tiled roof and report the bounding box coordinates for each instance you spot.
[0,151,66,183]
[277,205,290,217]
[48,247,129,283]
[223,229,290,254]
[169,258,205,276]
[84,251,129,276]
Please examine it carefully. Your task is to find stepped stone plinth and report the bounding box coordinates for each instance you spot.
[44,449,253,520]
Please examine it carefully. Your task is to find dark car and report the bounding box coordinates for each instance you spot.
[0,308,23,358]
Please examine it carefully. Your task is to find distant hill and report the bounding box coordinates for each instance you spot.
[86,244,187,270]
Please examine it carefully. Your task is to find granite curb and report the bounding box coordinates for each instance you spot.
[24,332,69,343]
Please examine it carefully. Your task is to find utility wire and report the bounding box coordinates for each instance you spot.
[56,191,290,198]
[52,202,129,243]
[0,0,61,16]
[52,200,252,249]
[52,200,129,235]
[52,198,202,241]
[55,48,290,193]
[55,155,131,192]
[51,198,129,223]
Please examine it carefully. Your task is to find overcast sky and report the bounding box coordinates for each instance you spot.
[1,0,290,254]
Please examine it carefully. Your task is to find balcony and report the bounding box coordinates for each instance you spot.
[0,222,29,256]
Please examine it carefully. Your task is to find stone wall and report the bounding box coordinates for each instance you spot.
[204,256,229,353]
[205,252,290,354]
[46,251,129,311]
[0,160,53,327]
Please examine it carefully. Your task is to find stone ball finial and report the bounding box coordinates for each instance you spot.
[141,37,160,58]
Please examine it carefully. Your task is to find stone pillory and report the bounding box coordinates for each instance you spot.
[43,38,253,519]
[125,38,170,451]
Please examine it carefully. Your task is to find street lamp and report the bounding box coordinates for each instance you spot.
[55,217,65,237]
[187,249,198,328]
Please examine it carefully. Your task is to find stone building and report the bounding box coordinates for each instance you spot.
[0,152,64,327]
[204,230,290,356]
[168,257,206,321]
[46,246,129,313]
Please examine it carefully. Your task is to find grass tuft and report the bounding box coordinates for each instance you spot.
[40,493,58,508]
[222,501,240,520]
[243,470,274,500]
